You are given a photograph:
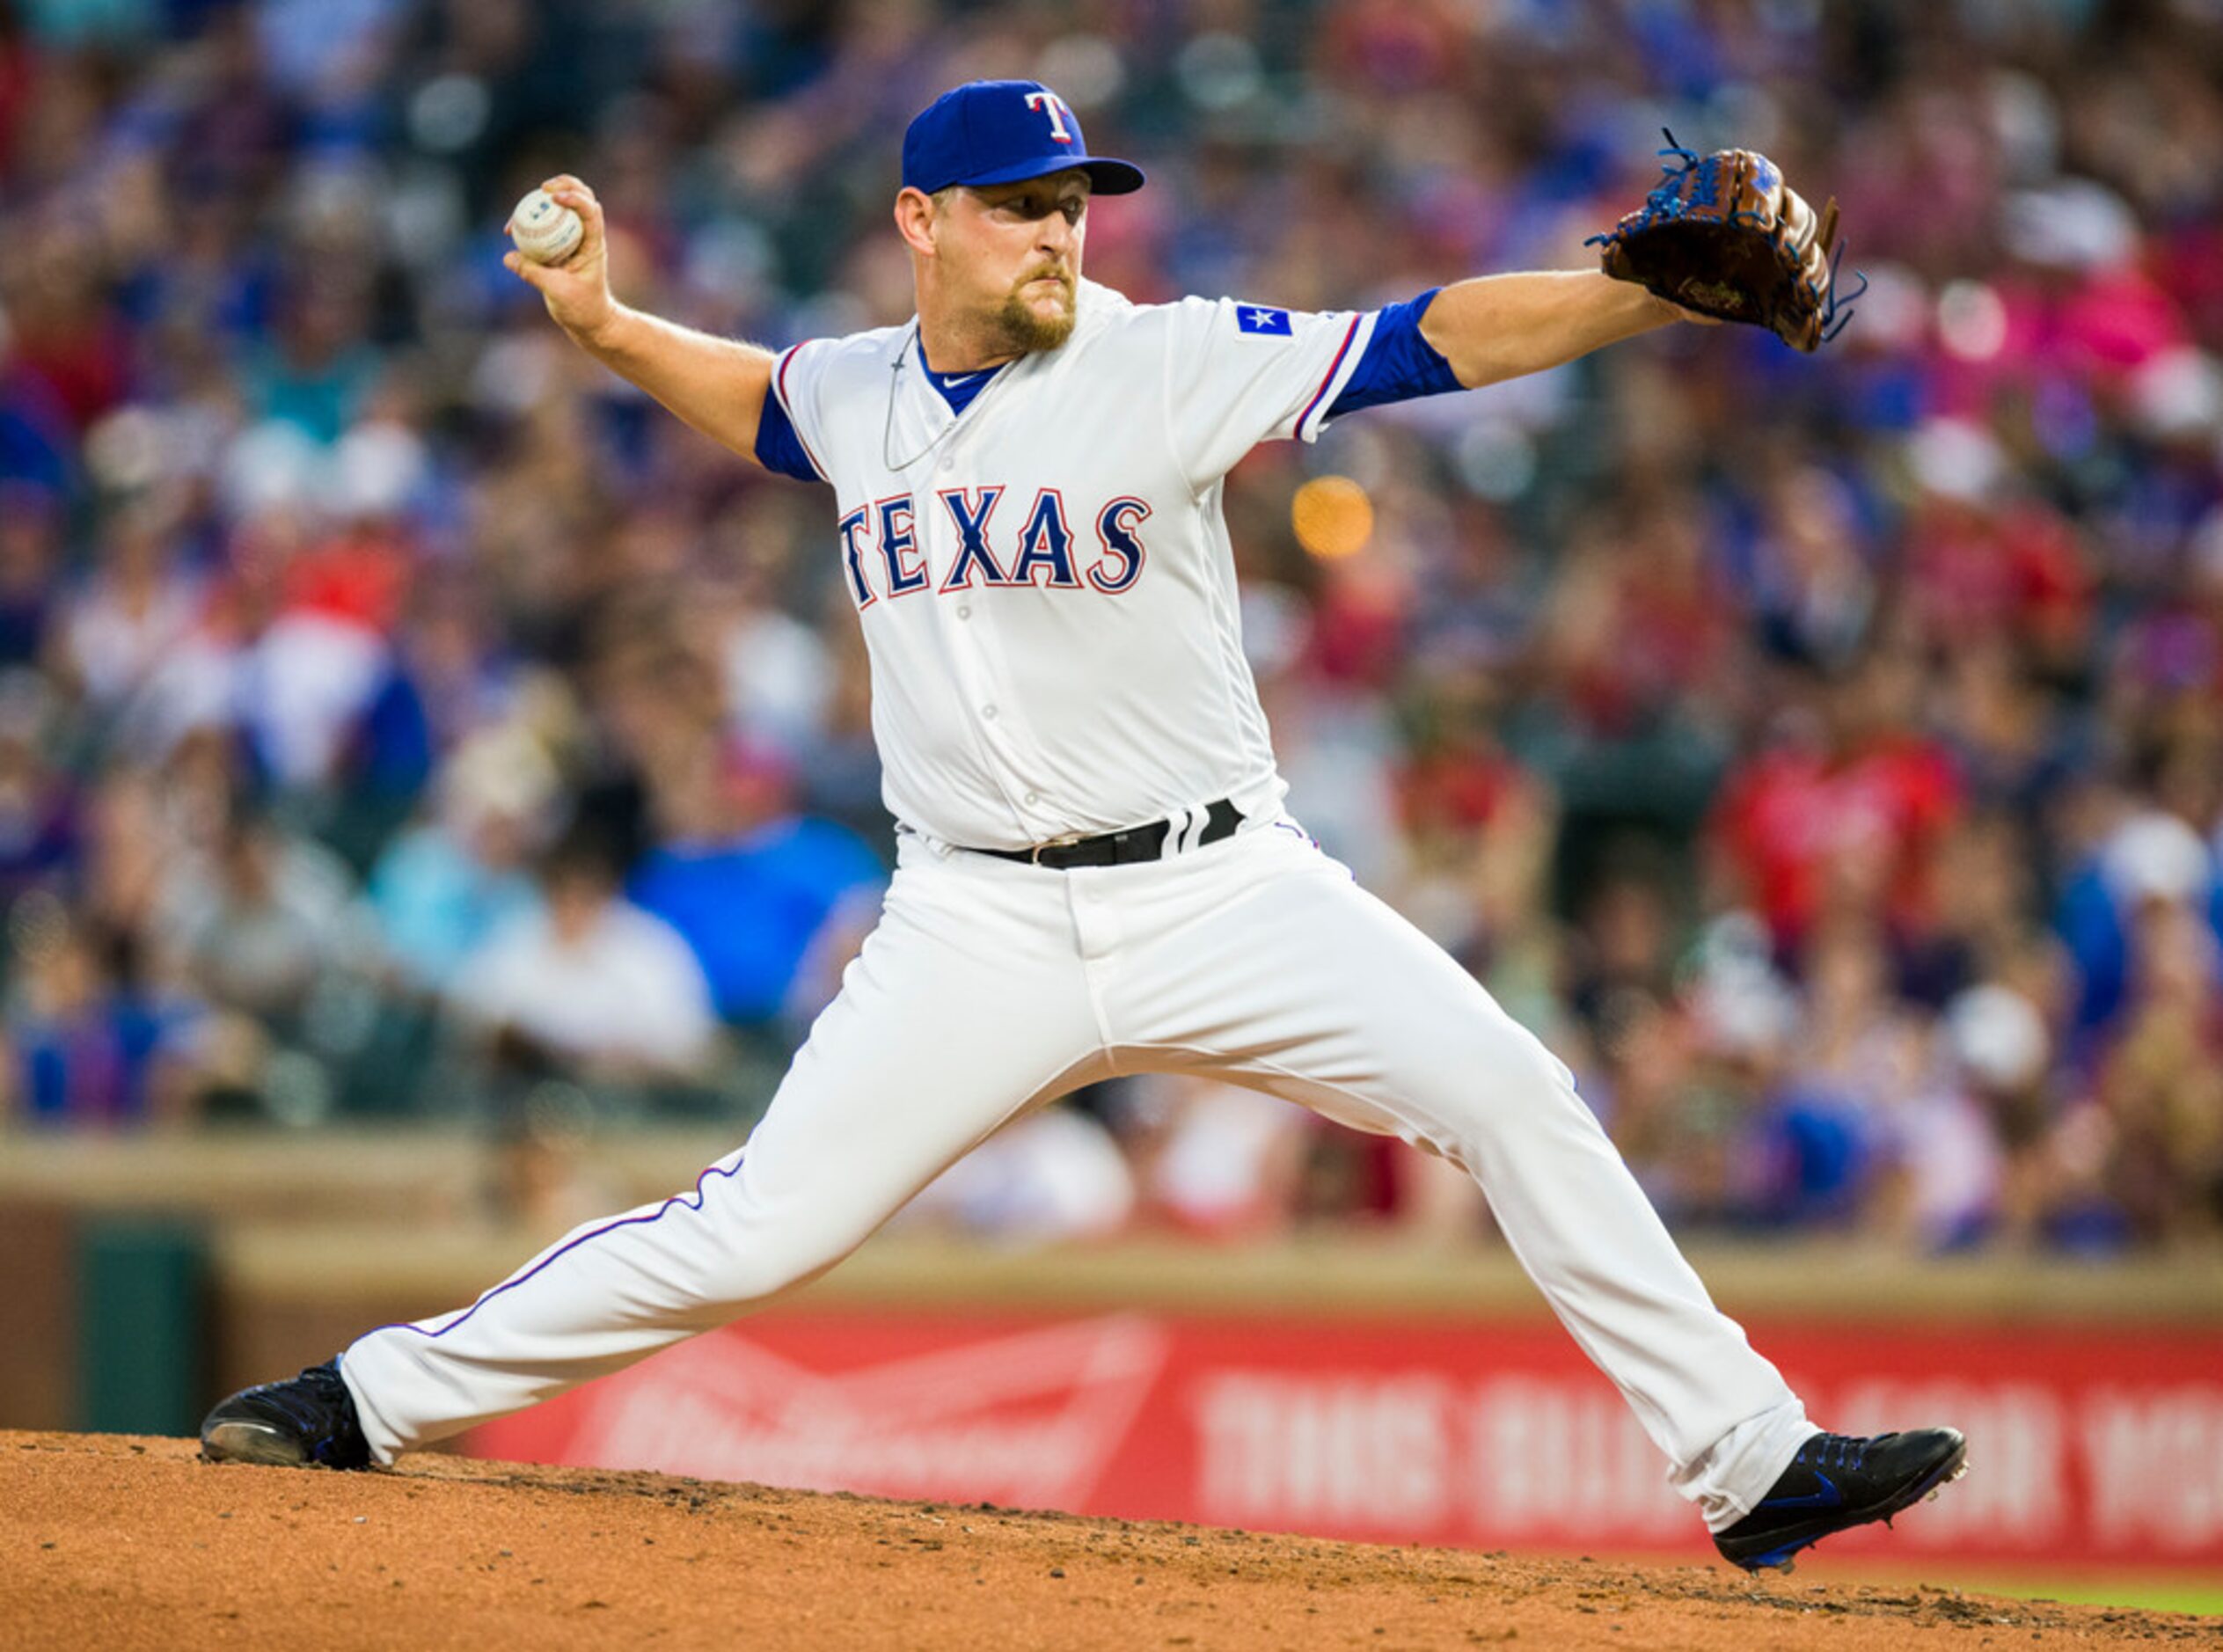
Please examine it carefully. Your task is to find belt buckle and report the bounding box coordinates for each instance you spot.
[1029,831,1086,866]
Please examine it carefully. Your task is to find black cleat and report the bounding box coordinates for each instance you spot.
[1715,1427,1968,1573]
[200,1357,371,1470]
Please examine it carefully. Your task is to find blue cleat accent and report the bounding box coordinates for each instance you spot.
[1755,1467,1842,1513]
[1714,1427,1967,1573]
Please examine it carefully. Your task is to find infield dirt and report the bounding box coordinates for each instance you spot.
[5,1430,2215,1649]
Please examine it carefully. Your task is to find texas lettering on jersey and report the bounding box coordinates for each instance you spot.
[837,489,1150,608]
[764,281,1381,849]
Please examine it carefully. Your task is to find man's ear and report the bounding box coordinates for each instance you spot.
[894,186,939,257]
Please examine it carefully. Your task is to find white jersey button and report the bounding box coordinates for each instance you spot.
[957,604,972,619]
[982,705,998,720]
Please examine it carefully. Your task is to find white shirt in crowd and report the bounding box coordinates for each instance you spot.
[455,898,716,1072]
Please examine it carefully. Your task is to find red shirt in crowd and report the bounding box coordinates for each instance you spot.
[1711,735,1964,947]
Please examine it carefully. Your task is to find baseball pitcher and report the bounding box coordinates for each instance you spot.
[203,80,1963,1574]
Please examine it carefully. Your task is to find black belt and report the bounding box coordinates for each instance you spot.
[975,799,1243,868]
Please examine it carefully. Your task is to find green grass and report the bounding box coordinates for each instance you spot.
[1904,1574,2223,1617]
[1654,1556,2223,1619]
[1589,1553,2223,1619]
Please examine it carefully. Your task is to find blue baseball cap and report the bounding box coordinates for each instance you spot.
[902,80,1145,197]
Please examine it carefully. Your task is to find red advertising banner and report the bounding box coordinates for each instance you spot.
[466,1311,2223,1568]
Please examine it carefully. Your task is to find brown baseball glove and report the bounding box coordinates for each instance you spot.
[1589,134,1861,353]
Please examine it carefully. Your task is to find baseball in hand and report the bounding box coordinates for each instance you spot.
[509,188,584,265]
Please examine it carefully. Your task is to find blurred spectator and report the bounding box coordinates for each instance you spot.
[1135,1076,1316,1239]
[57,495,204,720]
[2055,806,2223,1049]
[155,801,364,1033]
[902,1105,1137,1245]
[1942,983,2056,1247]
[369,725,552,992]
[1752,921,1914,1228]
[2093,896,2223,1244]
[0,673,77,901]
[1564,853,1680,1048]
[0,481,62,667]
[450,828,718,1087]
[1708,648,1963,959]
[630,737,885,1042]
[0,895,202,1129]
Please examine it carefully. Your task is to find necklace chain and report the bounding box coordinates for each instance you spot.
[882,323,964,471]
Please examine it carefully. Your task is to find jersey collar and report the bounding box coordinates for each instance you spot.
[914,334,1005,415]
[880,283,1127,469]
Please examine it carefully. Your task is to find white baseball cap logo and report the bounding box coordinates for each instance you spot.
[1024,88,1075,143]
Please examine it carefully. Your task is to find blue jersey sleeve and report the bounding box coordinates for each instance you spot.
[1325,289,1465,419]
[754,384,824,482]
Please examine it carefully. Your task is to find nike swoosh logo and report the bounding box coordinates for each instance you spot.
[1759,1470,1842,1512]
[943,372,983,386]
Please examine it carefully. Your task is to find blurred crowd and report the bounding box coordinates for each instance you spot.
[2,0,2220,1254]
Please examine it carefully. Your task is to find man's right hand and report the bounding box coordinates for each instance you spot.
[504,174,618,346]
[499,172,779,466]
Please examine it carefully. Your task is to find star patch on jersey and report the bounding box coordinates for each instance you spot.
[1236,304,1292,336]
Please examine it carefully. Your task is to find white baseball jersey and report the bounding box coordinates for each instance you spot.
[765,281,1378,851]
[340,267,1820,1537]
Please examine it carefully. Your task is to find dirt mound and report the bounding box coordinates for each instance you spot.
[4,1430,2211,1649]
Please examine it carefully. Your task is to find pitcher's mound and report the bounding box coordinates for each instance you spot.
[4,1430,2207,1649]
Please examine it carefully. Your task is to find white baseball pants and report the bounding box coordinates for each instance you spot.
[342,818,1812,1530]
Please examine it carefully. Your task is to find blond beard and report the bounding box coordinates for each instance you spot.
[994,270,1077,353]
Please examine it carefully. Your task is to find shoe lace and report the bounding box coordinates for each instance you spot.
[1796,1432,1879,1473]
[257,1363,353,1432]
